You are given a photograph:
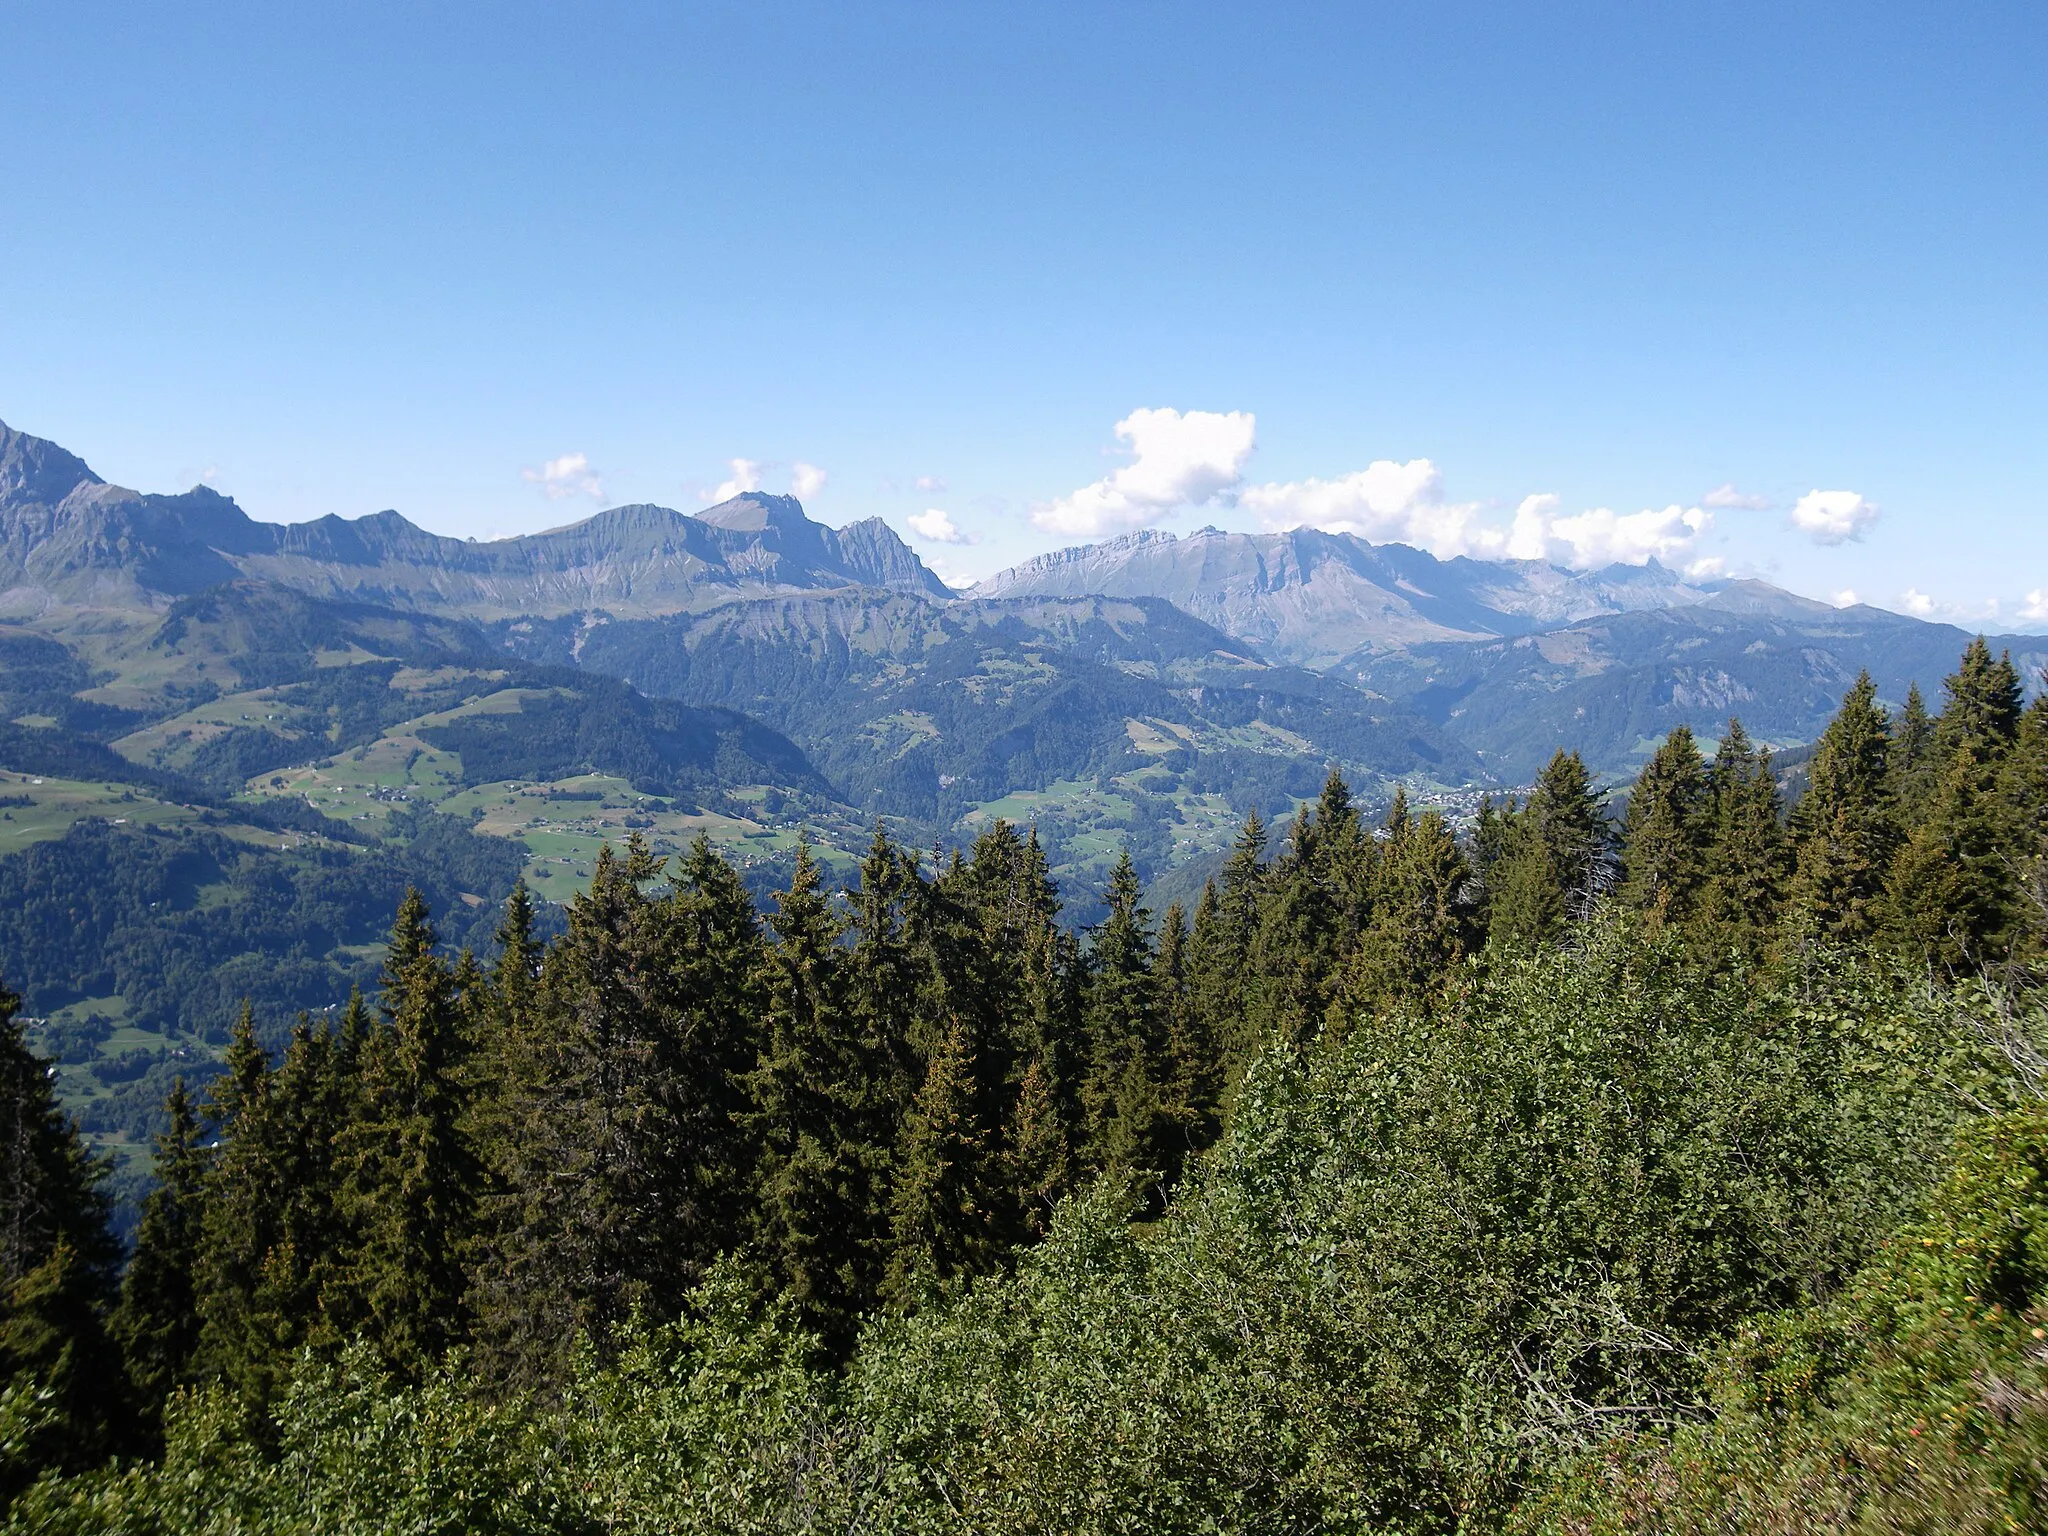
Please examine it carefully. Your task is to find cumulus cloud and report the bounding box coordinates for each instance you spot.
[1245,474,1716,573]
[1035,407,1732,574]
[1834,589,1862,608]
[2023,590,2048,624]
[521,452,603,502]
[1514,501,1717,571]
[703,458,763,503]
[915,474,947,493]
[1703,483,1772,510]
[1237,459,1504,560]
[1791,488,1879,545]
[1032,408,1257,537]
[908,508,971,544]
[1900,588,1936,617]
[790,462,828,500]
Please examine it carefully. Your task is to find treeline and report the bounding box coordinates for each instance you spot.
[1,639,2046,1530]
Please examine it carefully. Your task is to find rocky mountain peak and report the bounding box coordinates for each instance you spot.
[694,492,810,534]
[0,419,103,510]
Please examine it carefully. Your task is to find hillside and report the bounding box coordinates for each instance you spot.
[537,589,1485,882]
[0,575,855,1189]
[1347,581,2048,780]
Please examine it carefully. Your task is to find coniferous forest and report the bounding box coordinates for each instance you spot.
[6,639,2048,1532]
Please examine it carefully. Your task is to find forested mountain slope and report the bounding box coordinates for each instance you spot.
[0,574,850,1212]
[5,636,2048,1531]
[1350,580,2048,780]
[540,590,1484,875]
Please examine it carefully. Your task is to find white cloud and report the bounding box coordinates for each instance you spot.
[908,508,971,544]
[521,452,603,502]
[1791,488,1879,545]
[915,474,947,493]
[703,458,762,503]
[790,462,828,500]
[1032,408,1726,574]
[2023,590,2048,623]
[1834,589,1861,608]
[919,552,981,590]
[1032,407,1257,537]
[1238,459,1499,560]
[1519,503,1716,570]
[1241,468,1714,573]
[1703,483,1772,510]
[1900,587,1936,617]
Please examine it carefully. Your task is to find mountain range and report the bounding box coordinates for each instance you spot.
[0,419,948,628]
[4,413,2045,1072]
[968,524,1723,669]
[5,414,2043,846]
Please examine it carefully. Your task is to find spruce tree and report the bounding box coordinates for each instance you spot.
[1011,826,1084,1141]
[845,826,933,1135]
[1488,750,1609,946]
[1787,673,1898,941]
[195,1012,358,1384]
[112,1079,207,1426]
[1468,794,1512,932]
[474,881,542,1092]
[1002,1055,1070,1240]
[1618,727,1711,931]
[1694,718,1789,960]
[747,841,876,1347]
[1205,810,1268,1083]
[1080,850,1160,1183]
[939,823,1086,1240]
[2003,684,2048,960]
[1150,901,1218,1193]
[0,979,122,1484]
[1310,768,1376,953]
[666,833,776,1248]
[1187,877,1228,1027]
[882,1020,991,1304]
[1933,637,2025,762]
[474,835,767,1380]
[1890,682,1938,828]
[191,1002,291,1403]
[1337,803,1473,1025]
[336,889,477,1373]
[1885,641,2027,965]
[1247,805,1343,1048]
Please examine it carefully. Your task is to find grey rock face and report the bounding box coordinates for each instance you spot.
[971,525,1720,668]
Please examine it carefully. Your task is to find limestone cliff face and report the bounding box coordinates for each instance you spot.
[0,420,951,624]
[971,526,1718,668]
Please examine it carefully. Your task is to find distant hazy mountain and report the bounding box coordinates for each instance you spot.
[969,525,1721,668]
[1348,581,2048,782]
[0,418,950,627]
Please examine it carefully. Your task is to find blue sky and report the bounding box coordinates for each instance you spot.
[3,2,2045,623]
